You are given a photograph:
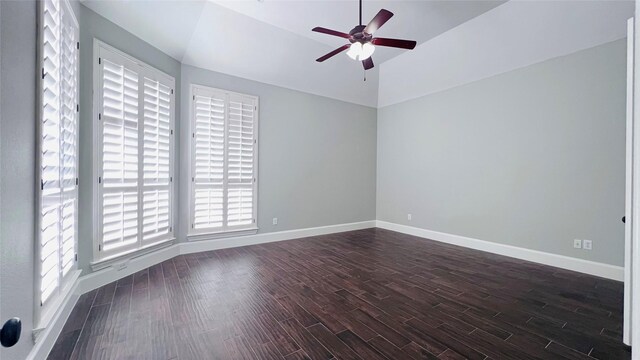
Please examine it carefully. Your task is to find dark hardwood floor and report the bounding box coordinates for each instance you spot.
[48,228,631,359]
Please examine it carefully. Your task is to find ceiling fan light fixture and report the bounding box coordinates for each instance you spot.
[361,42,375,60]
[346,42,362,60]
[346,42,375,61]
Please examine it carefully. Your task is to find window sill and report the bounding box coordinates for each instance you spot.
[187,228,258,242]
[90,238,175,272]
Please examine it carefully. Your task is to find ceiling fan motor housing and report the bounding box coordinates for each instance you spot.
[349,25,373,44]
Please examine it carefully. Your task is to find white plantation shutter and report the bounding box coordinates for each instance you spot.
[40,0,62,304]
[142,77,172,241]
[193,90,226,230]
[100,57,139,253]
[227,94,256,227]
[59,3,78,277]
[95,42,175,261]
[190,86,258,235]
[38,0,78,306]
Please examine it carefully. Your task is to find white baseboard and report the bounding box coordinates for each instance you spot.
[27,271,81,360]
[181,220,377,254]
[77,220,376,294]
[78,244,180,294]
[376,220,624,281]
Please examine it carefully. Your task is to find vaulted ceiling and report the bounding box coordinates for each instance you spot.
[80,0,633,108]
[80,0,504,107]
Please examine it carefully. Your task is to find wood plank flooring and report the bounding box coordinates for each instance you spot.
[48,228,631,359]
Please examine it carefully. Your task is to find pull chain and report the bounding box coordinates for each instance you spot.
[363,69,367,82]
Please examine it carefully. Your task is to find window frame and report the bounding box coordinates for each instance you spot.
[91,39,176,266]
[34,0,80,328]
[187,84,260,240]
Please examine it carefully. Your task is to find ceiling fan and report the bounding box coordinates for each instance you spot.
[312,0,417,71]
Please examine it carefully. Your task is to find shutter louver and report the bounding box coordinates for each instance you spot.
[39,0,78,306]
[193,92,226,230]
[226,95,256,227]
[190,86,258,235]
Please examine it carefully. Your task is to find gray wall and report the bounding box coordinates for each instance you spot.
[377,39,627,266]
[179,65,377,242]
[0,1,37,359]
[76,5,181,273]
[77,4,376,269]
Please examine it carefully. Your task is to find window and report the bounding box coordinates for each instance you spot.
[189,85,259,237]
[37,0,79,316]
[93,41,175,262]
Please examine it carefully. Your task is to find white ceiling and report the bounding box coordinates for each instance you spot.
[210,0,505,64]
[80,0,629,108]
[378,0,635,107]
[80,0,504,107]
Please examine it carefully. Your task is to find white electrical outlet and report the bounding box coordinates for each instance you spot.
[408,214,412,221]
[272,217,278,225]
[573,239,582,249]
[583,239,592,250]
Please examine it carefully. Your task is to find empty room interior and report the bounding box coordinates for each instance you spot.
[2,0,640,359]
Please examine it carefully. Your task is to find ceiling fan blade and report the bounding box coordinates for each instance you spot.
[364,9,393,34]
[312,27,351,39]
[372,37,417,49]
[316,44,351,62]
[362,57,374,70]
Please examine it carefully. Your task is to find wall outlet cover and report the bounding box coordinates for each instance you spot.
[408,214,412,221]
[583,239,592,250]
[272,217,278,225]
[573,239,582,249]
